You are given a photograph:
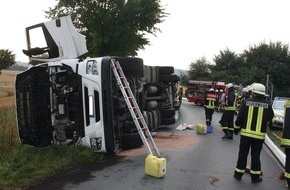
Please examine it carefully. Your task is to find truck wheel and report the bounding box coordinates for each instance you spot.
[154,109,161,127]
[151,109,160,130]
[159,66,174,75]
[146,111,154,130]
[144,66,151,83]
[121,133,143,150]
[118,57,144,77]
[150,66,159,83]
[143,111,149,126]
[159,74,179,83]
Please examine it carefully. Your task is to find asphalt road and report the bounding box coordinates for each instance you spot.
[28,99,286,190]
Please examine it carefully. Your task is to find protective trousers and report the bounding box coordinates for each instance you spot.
[205,108,214,126]
[220,110,235,136]
[234,136,263,181]
[285,148,290,188]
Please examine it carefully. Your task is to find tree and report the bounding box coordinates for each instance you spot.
[212,48,243,84]
[242,41,290,97]
[179,71,189,86]
[0,49,15,73]
[188,57,211,80]
[45,0,167,57]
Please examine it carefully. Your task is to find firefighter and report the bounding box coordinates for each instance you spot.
[233,83,274,183]
[240,87,250,105]
[220,83,238,140]
[281,99,290,189]
[236,88,250,111]
[204,88,217,126]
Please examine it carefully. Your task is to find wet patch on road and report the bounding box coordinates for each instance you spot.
[117,131,200,157]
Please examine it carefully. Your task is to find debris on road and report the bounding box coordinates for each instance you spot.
[176,123,194,131]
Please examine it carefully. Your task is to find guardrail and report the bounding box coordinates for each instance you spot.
[265,135,285,168]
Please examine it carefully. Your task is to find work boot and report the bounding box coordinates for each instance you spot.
[227,134,233,140]
[233,174,241,181]
[252,177,263,184]
[222,133,229,140]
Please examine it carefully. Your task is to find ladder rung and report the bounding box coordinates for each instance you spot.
[111,60,160,157]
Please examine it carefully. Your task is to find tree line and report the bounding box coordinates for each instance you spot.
[180,41,290,98]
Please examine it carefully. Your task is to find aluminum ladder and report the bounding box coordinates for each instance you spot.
[111,59,160,157]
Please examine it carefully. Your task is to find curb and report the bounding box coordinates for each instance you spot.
[265,134,285,168]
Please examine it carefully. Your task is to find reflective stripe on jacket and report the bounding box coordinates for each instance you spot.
[235,97,274,140]
[225,89,238,111]
[205,93,217,109]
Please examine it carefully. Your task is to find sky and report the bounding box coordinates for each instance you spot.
[1,0,290,70]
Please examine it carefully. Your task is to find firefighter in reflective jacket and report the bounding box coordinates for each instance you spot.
[220,83,238,140]
[204,88,217,126]
[233,83,274,183]
[281,99,290,189]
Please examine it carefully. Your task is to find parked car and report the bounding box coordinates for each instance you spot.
[270,97,289,130]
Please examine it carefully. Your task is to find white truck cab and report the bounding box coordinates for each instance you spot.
[16,16,180,153]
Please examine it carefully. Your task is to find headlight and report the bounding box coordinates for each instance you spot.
[90,137,102,151]
[274,115,284,122]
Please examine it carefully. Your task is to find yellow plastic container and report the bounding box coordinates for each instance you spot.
[145,154,166,178]
[196,123,207,134]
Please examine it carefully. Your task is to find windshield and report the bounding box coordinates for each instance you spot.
[273,100,286,110]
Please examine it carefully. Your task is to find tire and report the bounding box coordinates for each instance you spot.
[143,111,149,125]
[145,101,158,110]
[151,66,158,83]
[118,57,144,77]
[152,109,160,130]
[155,109,161,127]
[161,117,175,125]
[159,66,174,75]
[146,111,154,130]
[159,74,179,83]
[121,133,143,150]
[145,66,152,83]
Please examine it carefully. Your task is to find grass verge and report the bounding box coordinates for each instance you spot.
[0,106,104,190]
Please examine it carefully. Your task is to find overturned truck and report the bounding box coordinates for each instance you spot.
[16,16,180,153]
